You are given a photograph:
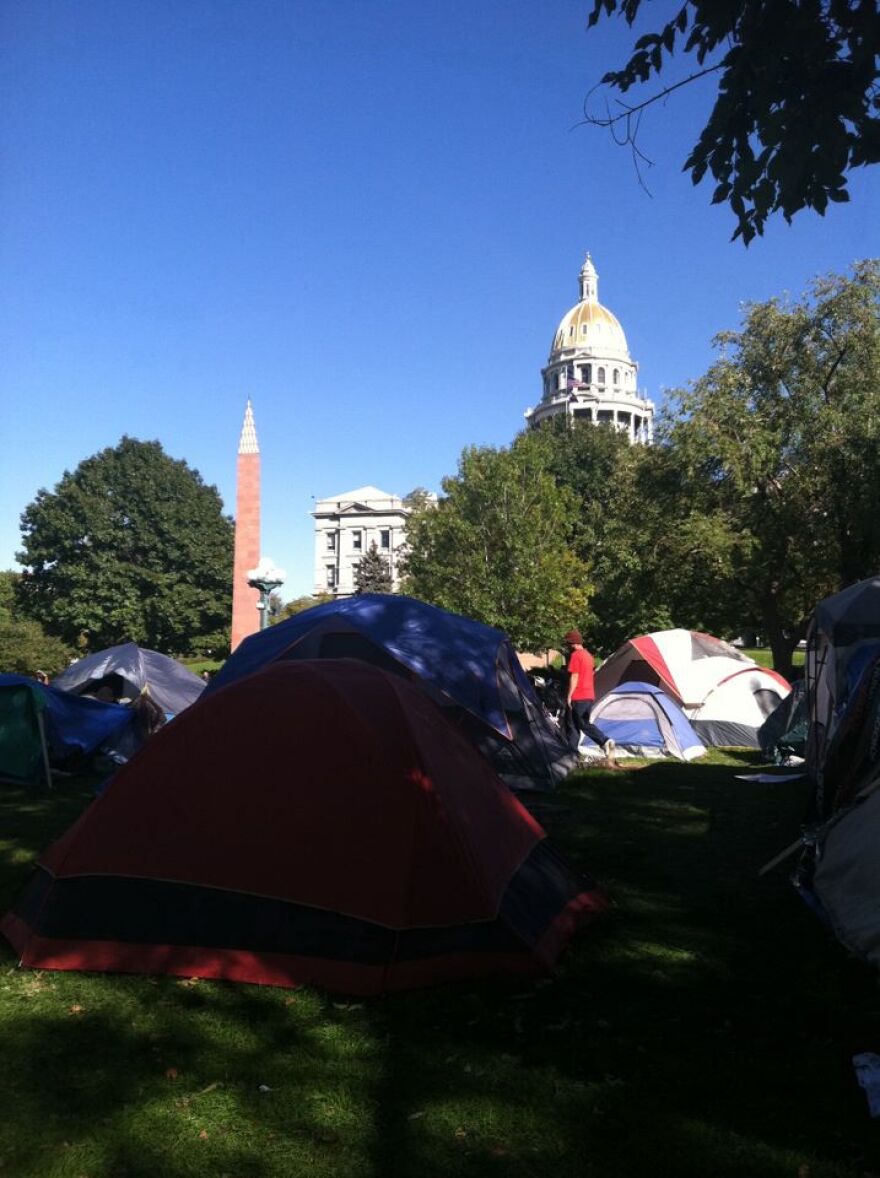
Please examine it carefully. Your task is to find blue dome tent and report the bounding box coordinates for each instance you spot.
[581,682,705,761]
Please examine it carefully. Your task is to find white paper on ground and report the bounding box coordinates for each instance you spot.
[734,772,807,783]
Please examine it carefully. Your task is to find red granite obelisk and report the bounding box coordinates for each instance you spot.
[230,400,261,651]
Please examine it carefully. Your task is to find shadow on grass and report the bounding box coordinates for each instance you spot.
[1,760,879,1176]
[0,971,387,1176]
[0,780,97,908]
[360,757,880,1177]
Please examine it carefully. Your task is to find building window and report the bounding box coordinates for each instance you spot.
[581,324,588,334]
[326,565,337,588]
[581,364,592,384]
[380,529,390,549]
[326,532,337,551]
[352,530,362,551]
[598,367,606,385]
[613,368,620,385]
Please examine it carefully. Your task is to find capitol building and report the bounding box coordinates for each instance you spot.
[311,253,654,595]
[524,254,654,442]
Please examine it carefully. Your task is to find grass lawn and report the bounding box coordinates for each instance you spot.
[1,753,878,1177]
[743,648,806,671]
[180,658,223,677]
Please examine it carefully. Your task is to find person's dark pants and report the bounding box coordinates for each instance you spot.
[569,699,609,752]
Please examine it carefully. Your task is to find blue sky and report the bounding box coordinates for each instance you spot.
[2,0,877,600]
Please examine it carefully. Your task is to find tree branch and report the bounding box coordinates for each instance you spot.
[577,65,722,132]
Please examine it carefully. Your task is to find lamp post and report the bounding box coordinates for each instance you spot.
[247,558,286,631]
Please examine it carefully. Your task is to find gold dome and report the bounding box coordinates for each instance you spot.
[551,300,628,356]
[549,253,629,358]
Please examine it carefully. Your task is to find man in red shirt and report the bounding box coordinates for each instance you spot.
[564,630,615,759]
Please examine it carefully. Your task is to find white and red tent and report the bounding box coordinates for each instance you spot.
[594,629,790,748]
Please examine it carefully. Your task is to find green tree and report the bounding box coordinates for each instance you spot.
[0,571,19,620]
[0,568,77,676]
[402,486,435,511]
[16,437,234,655]
[0,617,75,677]
[402,432,589,651]
[353,541,393,595]
[275,594,334,622]
[267,591,285,623]
[659,260,880,675]
[584,0,880,242]
[537,419,675,652]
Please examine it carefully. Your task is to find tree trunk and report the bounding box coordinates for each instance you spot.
[763,596,797,681]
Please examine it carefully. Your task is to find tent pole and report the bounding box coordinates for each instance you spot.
[34,703,53,790]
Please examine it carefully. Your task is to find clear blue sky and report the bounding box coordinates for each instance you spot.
[2,0,877,600]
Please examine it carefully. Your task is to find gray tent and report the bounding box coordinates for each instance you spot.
[805,577,880,806]
[809,780,880,969]
[758,680,806,763]
[52,643,204,717]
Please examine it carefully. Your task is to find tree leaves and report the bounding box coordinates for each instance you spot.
[402,433,589,651]
[659,261,880,672]
[16,437,234,654]
[584,0,880,241]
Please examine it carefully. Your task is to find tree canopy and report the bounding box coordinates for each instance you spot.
[402,432,589,651]
[0,569,75,676]
[658,259,880,674]
[16,437,234,655]
[537,419,676,652]
[275,594,334,622]
[584,0,880,242]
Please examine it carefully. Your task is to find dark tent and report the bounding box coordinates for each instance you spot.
[2,661,605,995]
[0,675,134,786]
[52,643,204,716]
[805,577,880,793]
[758,680,807,764]
[206,594,576,791]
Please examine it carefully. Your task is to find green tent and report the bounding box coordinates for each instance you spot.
[0,680,51,787]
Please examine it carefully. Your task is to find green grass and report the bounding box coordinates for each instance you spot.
[0,754,878,1176]
[742,647,805,670]
[179,658,223,677]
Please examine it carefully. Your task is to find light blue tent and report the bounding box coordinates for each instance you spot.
[52,643,204,717]
[206,594,577,790]
[583,682,705,761]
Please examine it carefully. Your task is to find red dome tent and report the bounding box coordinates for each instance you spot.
[2,661,603,995]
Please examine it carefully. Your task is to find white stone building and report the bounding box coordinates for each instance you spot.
[312,485,411,597]
[524,254,654,442]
